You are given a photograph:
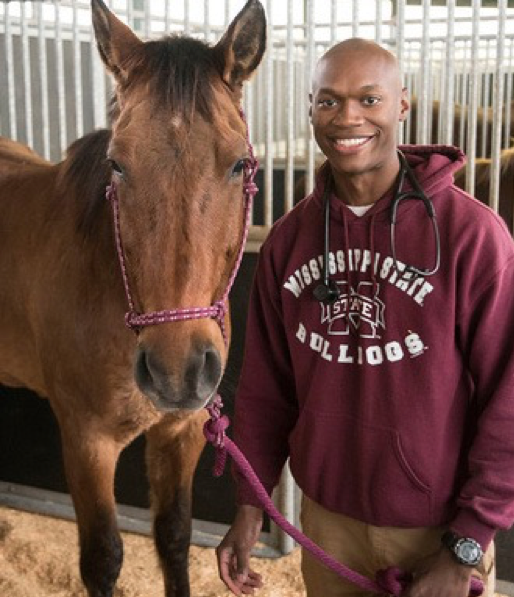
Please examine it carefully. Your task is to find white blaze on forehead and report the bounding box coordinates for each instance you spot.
[170,114,183,129]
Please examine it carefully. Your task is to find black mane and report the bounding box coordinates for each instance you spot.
[58,129,112,238]
[123,35,224,122]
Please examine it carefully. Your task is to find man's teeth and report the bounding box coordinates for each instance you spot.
[336,138,368,147]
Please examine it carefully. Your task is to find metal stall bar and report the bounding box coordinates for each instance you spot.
[264,0,274,227]
[54,0,67,155]
[305,0,316,195]
[466,0,481,195]
[352,0,359,38]
[375,0,383,45]
[458,42,469,151]
[489,0,507,215]
[144,0,151,38]
[20,2,33,148]
[482,41,492,158]
[4,2,16,140]
[504,39,514,149]
[203,0,210,41]
[465,0,481,197]
[437,42,445,143]
[183,0,190,36]
[164,0,171,32]
[284,0,295,215]
[90,3,107,132]
[330,0,337,46]
[224,0,230,27]
[37,2,51,159]
[396,0,405,145]
[126,0,133,30]
[73,1,84,140]
[417,0,431,145]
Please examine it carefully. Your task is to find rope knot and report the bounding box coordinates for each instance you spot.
[106,184,115,202]
[375,567,412,596]
[244,181,259,197]
[204,414,230,447]
[204,396,230,476]
[212,300,227,323]
[125,311,140,333]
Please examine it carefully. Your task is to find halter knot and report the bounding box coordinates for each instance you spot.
[106,184,114,202]
[203,414,230,447]
[244,180,259,196]
[204,396,230,476]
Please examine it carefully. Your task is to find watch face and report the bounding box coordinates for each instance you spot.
[456,539,482,565]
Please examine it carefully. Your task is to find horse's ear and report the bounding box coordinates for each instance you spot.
[215,0,266,93]
[91,0,143,82]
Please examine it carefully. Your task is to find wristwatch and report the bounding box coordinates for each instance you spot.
[441,530,484,566]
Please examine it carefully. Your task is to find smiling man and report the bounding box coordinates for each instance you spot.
[216,39,514,597]
[311,39,409,206]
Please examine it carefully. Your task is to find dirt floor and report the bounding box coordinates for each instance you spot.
[0,505,304,597]
[0,505,509,597]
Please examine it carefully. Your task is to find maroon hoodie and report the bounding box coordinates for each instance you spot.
[234,145,514,549]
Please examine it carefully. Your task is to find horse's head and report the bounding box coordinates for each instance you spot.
[91,0,265,411]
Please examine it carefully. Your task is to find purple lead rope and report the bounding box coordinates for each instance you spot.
[204,397,484,597]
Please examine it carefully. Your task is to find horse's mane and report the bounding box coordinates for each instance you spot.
[500,146,514,176]
[120,35,224,123]
[475,145,514,188]
[60,36,227,238]
[57,129,112,238]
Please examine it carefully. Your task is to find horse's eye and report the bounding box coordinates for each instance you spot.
[230,159,246,178]
[108,158,124,178]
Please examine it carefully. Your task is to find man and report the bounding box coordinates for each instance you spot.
[216,39,514,597]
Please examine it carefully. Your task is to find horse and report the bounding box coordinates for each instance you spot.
[0,1,266,596]
[407,98,514,157]
[454,146,514,235]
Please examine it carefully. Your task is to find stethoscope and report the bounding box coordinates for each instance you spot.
[313,150,441,304]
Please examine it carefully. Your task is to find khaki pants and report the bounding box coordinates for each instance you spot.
[300,496,495,597]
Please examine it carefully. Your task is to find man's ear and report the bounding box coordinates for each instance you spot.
[214,0,266,94]
[399,87,410,123]
[91,0,143,83]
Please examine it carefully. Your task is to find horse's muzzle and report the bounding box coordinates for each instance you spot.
[134,342,222,411]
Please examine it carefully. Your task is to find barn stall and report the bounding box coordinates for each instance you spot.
[0,0,514,594]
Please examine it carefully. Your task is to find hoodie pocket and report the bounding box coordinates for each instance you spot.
[288,409,433,526]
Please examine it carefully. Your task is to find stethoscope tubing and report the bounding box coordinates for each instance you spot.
[314,151,441,304]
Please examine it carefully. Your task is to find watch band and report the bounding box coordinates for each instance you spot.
[441,530,484,566]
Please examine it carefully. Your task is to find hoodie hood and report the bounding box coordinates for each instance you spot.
[312,144,466,222]
[399,144,466,195]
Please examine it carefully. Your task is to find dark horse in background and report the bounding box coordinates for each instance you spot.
[407,98,514,157]
[454,146,514,235]
[0,1,265,596]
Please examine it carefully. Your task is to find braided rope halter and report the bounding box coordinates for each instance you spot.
[106,108,257,341]
[106,111,483,597]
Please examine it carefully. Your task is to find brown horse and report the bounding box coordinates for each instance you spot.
[0,1,265,596]
[454,147,514,235]
[407,98,514,157]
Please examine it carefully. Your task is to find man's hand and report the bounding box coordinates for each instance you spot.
[402,546,475,597]
[216,505,264,596]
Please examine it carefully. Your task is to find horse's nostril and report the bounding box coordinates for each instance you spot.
[187,344,222,400]
[135,348,152,390]
[135,348,167,395]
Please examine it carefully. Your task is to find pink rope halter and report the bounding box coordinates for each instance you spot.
[106,108,258,342]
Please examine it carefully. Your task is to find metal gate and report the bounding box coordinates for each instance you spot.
[1,0,514,570]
